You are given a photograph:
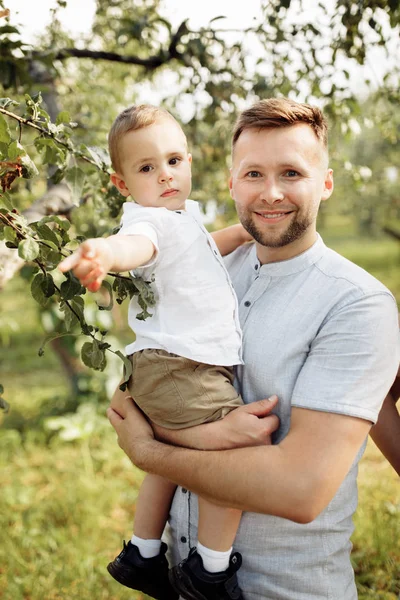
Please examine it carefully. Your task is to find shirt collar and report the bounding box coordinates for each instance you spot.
[252,234,326,277]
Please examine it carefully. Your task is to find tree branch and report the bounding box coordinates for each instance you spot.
[0,107,105,171]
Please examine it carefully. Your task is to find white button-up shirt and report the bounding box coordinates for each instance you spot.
[118,200,242,366]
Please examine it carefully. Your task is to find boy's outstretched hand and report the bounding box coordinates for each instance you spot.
[58,238,114,292]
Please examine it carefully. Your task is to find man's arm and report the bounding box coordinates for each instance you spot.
[370,366,400,475]
[211,224,252,257]
[107,397,371,524]
[59,235,154,292]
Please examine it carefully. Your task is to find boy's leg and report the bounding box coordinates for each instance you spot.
[198,496,241,554]
[169,498,244,600]
[133,473,177,541]
[107,473,178,600]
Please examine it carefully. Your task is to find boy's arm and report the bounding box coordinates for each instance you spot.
[58,234,155,292]
[370,367,400,475]
[211,224,252,257]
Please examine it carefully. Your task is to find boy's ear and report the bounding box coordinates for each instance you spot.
[110,173,130,197]
[188,153,192,164]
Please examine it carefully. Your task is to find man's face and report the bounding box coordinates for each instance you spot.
[230,123,333,262]
[111,118,192,211]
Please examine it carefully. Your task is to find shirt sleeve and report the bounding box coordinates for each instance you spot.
[291,292,400,423]
[118,220,159,268]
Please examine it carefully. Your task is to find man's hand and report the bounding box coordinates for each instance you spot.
[108,380,279,454]
[215,396,279,448]
[152,396,279,450]
[107,394,155,467]
[59,238,114,292]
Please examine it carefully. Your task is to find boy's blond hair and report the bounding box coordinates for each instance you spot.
[108,105,182,172]
[232,98,328,149]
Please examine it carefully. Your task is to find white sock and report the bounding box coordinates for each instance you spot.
[130,534,162,559]
[197,541,232,573]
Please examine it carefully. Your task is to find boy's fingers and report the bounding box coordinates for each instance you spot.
[58,250,81,272]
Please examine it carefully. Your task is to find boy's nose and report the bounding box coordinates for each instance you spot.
[159,169,173,183]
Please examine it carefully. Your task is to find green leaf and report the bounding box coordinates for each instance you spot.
[18,237,40,261]
[31,273,49,307]
[0,98,20,109]
[3,225,16,243]
[115,351,133,390]
[0,114,11,144]
[34,222,61,248]
[0,395,9,413]
[56,110,71,125]
[20,153,39,178]
[65,166,85,206]
[97,280,113,310]
[38,331,76,357]
[81,340,107,371]
[7,140,26,161]
[0,191,14,210]
[0,25,21,36]
[60,273,84,300]
[60,295,84,331]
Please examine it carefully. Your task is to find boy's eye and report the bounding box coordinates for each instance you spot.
[140,165,153,173]
[169,157,181,166]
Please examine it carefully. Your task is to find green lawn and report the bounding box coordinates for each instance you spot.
[0,228,399,599]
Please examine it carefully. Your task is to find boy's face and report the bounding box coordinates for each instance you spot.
[111,118,192,211]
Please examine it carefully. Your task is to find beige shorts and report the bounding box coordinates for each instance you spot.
[128,348,243,429]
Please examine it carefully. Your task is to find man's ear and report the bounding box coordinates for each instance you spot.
[110,173,130,197]
[321,168,334,202]
[229,170,234,200]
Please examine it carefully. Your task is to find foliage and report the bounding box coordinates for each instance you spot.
[0,425,398,599]
[0,0,399,408]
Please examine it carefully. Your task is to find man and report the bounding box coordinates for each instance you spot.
[108,97,399,600]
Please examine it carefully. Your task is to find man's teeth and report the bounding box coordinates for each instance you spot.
[260,213,286,219]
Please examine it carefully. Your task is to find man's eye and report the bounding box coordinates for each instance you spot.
[140,165,153,173]
[286,170,299,177]
[247,171,261,178]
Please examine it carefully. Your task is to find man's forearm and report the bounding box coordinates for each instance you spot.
[124,408,371,524]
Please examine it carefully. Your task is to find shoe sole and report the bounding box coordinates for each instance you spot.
[108,562,178,600]
[169,566,209,600]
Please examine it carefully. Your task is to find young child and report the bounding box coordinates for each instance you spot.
[59,105,265,600]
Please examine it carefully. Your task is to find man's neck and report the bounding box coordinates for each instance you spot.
[256,231,318,265]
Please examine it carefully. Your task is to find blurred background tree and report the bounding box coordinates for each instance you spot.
[0,2,399,598]
[0,0,399,408]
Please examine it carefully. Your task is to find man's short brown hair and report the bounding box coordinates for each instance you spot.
[232,97,328,149]
[108,105,181,172]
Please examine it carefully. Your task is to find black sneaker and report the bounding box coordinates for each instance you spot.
[169,547,244,600]
[107,540,178,600]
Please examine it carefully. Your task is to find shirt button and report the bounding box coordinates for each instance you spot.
[244,301,251,307]
[180,536,187,543]
[182,488,188,494]
[255,264,259,270]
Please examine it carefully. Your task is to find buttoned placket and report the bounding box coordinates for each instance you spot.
[239,271,271,328]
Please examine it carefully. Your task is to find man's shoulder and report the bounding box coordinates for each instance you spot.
[318,246,394,299]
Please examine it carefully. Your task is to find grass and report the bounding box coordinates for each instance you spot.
[0,223,399,599]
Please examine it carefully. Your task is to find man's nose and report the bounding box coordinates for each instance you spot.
[260,179,284,205]
[159,167,173,183]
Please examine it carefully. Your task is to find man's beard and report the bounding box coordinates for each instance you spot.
[239,210,312,248]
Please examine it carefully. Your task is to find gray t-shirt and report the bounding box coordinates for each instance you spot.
[165,235,399,600]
